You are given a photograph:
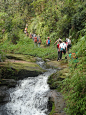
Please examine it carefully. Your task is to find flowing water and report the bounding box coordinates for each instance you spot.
[0,58,56,115]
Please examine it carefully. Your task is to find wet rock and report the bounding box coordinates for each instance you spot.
[0,86,10,104]
[48,90,66,115]
[0,79,17,88]
[47,97,54,112]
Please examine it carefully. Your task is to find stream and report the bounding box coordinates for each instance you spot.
[0,58,57,115]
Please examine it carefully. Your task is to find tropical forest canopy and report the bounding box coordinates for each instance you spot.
[0,0,86,44]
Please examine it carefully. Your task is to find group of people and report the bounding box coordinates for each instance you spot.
[24,25,71,60]
[24,25,42,47]
[29,33,52,47]
[29,33,42,47]
[54,37,71,61]
[24,24,51,47]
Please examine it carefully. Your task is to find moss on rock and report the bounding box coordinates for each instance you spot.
[6,53,36,62]
[0,54,46,80]
[46,60,68,69]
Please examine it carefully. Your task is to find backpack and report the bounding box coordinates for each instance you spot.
[38,39,41,44]
[60,43,66,51]
[48,39,50,44]
[34,37,37,43]
[37,37,39,41]
[57,43,59,48]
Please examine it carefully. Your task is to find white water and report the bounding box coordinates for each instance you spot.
[0,59,56,115]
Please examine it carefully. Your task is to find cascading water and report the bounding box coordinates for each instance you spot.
[0,58,56,115]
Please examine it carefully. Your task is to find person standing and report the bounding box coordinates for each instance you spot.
[59,41,67,60]
[54,39,61,61]
[57,41,61,61]
[37,38,41,47]
[32,33,36,42]
[34,37,37,47]
[37,34,40,39]
[66,36,71,53]
[24,27,27,34]
[29,32,32,38]
[46,37,51,46]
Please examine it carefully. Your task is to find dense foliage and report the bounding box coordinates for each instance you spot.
[0,0,86,114]
[61,36,86,115]
[0,0,86,44]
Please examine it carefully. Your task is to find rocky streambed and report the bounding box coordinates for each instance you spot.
[0,54,45,105]
[0,54,68,115]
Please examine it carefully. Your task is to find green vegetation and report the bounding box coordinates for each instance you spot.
[61,36,86,115]
[0,0,86,114]
[0,36,57,60]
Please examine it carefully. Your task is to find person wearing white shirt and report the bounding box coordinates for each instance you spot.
[59,41,67,60]
[66,37,71,53]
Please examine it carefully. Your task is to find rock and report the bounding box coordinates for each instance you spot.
[46,61,68,69]
[0,54,46,80]
[0,86,10,104]
[0,79,17,87]
[53,113,60,115]
[48,90,66,115]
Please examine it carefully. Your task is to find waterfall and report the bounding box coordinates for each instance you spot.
[0,58,56,115]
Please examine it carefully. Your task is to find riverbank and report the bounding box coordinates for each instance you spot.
[0,53,68,115]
